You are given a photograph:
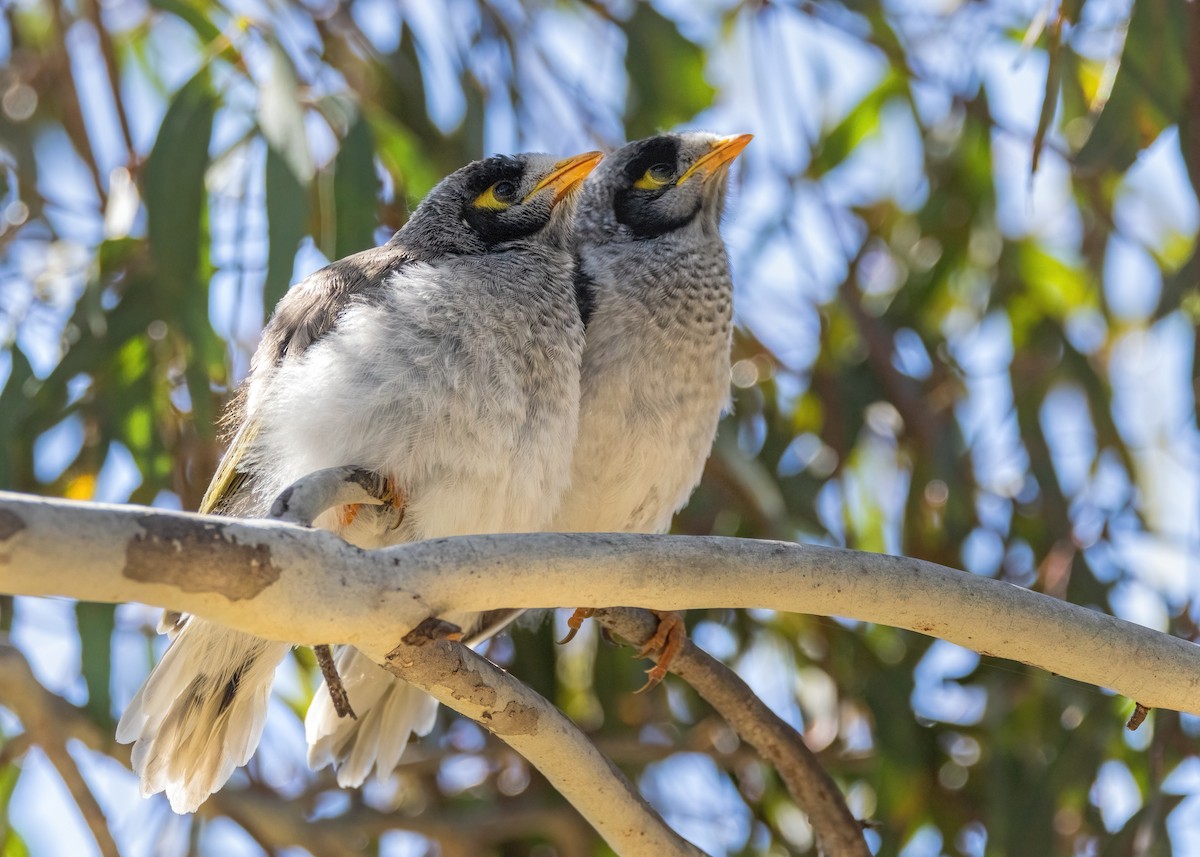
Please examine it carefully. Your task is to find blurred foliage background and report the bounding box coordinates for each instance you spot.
[1,0,1198,854]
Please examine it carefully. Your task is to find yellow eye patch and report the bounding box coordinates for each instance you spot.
[633,163,674,190]
[473,179,520,210]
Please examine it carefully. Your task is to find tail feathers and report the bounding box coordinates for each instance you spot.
[306,647,437,787]
[117,620,288,813]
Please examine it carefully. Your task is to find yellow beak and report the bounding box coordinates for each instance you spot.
[526,151,605,203]
[677,133,753,185]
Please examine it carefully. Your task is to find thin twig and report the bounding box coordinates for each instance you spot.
[313,643,356,719]
[45,0,107,202]
[595,607,871,857]
[79,0,136,164]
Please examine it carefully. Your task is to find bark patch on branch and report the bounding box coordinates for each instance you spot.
[385,640,541,737]
[123,514,280,599]
[0,509,25,542]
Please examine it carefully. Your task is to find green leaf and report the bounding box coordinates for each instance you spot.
[332,115,382,259]
[264,146,310,312]
[0,346,37,487]
[367,108,442,203]
[97,237,141,278]
[149,0,221,44]
[1018,243,1097,318]
[1,831,29,857]
[1030,14,1063,174]
[0,762,25,857]
[809,72,908,177]
[622,5,715,138]
[75,602,116,726]
[144,70,216,295]
[1075,0,1187,172]
[143,69,218,433]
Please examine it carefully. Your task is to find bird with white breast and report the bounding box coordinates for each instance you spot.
[118,149,600,811]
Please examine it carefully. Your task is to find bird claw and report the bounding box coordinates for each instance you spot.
[377,476,406,531]
[338,475,405,531]
[558,607,596,644]
[633,611,686,693]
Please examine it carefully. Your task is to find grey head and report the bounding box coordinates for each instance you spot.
[573,132,751,245]
[393,150,603,259]
[572,132,751,326]
[249,150,601,373]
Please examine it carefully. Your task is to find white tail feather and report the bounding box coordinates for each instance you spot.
[305,647,438,787]
[117,619,288,813]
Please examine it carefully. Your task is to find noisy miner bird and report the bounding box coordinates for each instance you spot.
[553,131,751,684]
[116,150,600,812]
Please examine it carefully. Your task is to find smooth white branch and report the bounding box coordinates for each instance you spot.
[2,490,1199,716]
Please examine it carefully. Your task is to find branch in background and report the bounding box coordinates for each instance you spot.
[384,631,706,857]
[2,487,1199,717]
[0,643,595,857]
[595,607,870,857]
[79,0,136,165]
[46,0,107,202]
[0,645,119,857]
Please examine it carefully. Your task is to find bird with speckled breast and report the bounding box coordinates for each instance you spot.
[116,149,600,811]
[554,131,751,682]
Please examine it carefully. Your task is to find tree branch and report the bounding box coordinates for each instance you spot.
[1,482,705,857]
[383,630,704,857]
[594,607,870,857]
[2,488,1198,716]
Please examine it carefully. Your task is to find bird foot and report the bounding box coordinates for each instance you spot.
[336,503,361,527]
[338,475,405,531]
[558,608,596,644]
[634,610,687,693]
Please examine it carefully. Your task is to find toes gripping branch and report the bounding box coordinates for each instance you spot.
[558,607,688,693]
[270,466,408,720]
[635,610,687,693]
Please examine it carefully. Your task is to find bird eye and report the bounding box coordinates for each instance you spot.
[473,179,521,210]
[634,162,674,190]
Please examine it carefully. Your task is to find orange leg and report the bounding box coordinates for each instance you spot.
[558,608,596,644]
[336,503,361,528]
[337,476,405,530]
[379,477,406,530]
[635,610,687,693]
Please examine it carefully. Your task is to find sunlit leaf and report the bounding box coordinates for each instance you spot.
[0,762,21,852]
[810,72,908,177]
[64,473,95,500]
[368,107,442,204]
